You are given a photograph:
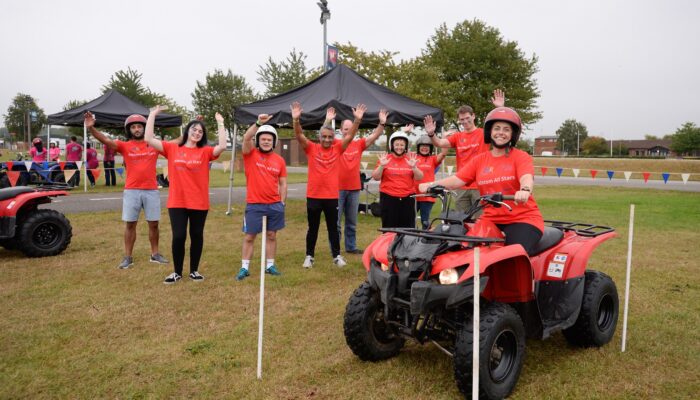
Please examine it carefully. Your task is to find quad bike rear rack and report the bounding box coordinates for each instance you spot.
[378,227,504,244]
[544,220,614,237]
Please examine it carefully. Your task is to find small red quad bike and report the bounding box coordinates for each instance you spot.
[344,186,619,400]
[0,186,72,257]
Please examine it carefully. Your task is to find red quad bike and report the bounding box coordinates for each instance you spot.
[343,186,619,400]
[0,186,72,257]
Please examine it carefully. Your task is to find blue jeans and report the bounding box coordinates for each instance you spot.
[417,201,435,230]
[338,190,360,251]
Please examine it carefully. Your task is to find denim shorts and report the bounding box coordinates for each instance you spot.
[243,202,285,234]
[122,189,162,222]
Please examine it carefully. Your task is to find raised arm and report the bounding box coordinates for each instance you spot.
[323,107,336,127]
[242,113,273,155]
[145,106,166,152]
[342,104,367,150]
[436,145,449,164]
[424,115,451,148]
[364,108,387,147]
[492,89,505,108]
[212,112,228,157]
[291,102,309,150]
[371,152,389,181]
[406,152,424,181]
[84,112,118,150]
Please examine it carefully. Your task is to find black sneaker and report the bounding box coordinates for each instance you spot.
[189,271,205,281]
[163,272,182,284]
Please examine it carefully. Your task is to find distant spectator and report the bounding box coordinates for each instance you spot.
[49,142,61,161]
[103,141,116,186]
[86,143,99,187]
[29,138,47,162]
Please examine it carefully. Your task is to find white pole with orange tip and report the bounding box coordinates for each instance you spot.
[472,246,480,399]
[257,216,267,379]
[622,204,634,352]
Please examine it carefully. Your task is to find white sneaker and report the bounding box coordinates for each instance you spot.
[303,255,314,268]
[333,255,347,267]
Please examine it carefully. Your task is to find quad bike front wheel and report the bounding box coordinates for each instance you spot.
[453,302,526,400]
[344,281,405,361]
[563,270,619,347]
[17,209,72,257]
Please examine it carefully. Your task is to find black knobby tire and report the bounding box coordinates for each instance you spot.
[454,303,526,400]
[17,209,72,257]
[343,281,405,361]
[563,270,619,347]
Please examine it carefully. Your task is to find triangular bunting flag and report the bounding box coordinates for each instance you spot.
[681,173,690,184]
[59,161,66,171]
[6,161,13,170]
[162,166,168,179]
[590,169,598,179]
[24,161,33,171]
[116,167,124,178]
[91,169,101,180]
[64,169,77,182]
[361,162,368,170]
[447,166,454,174]
[42,162,49,170]
[642,172,650,183]
[572,168,580,178]
[624,171,632,181]
[541,167,548,176]
[556,167,563,177]
[75,161,83,170]
[662,173,670,183]
[7,171,20,186]
[607,170,614,180]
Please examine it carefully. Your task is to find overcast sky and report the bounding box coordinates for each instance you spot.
[1,0,698,140]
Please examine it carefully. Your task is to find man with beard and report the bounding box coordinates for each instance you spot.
[84,112,168,269]
[236,114,287,281]
[292,101,366,268]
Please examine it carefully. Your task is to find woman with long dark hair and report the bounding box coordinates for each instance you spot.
[145,106,227,284]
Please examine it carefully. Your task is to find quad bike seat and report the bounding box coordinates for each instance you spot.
[529,226,564,255]
[0,186,35,201]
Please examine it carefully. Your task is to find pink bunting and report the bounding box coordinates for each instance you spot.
[642,172,650,183]
[590,169,598,179]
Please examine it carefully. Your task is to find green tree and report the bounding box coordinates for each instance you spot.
[62,99,89,136]
[257,49,311,96]
[192,69,257,136]
[333,42,402,89]
[419,19,541,125]
[101,67,151,105]
[582,136,608,156]
[644,134,660,140]
[556,119,588,155]
[3,93,47,143]
[515,137,533,154]
[670,122,700,156]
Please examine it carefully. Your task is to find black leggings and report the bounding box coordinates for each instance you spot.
[379,192,416,228]
[168,208,208,275]
[306,198,340,258]
[497,223,543,256]
[104,161,116,186]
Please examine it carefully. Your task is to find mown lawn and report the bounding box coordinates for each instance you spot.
[0,186,699,399]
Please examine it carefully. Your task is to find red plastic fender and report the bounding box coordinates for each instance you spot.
[0,190,68,218]
[530,231,617,281]
[362,232,396,271]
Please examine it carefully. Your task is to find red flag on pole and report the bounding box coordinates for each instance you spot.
[540,167,548,176]
[642,172,650,183]
[590,169,598,179]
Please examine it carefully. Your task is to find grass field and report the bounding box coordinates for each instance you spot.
[1,186,699,399]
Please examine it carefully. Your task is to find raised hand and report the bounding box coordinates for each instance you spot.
[257,113,273,124]
[195,115,205,121]
[149,105,168,115]
[378,108,388,125]
[402,124,415,133]
[352,104,367,120]
[325,107,336,121]
[378,152,390,166]
[492,89,505,107]
[84,112,96,128]
[406,152,418,168]
[423,115,436,135]
[290,102,303,120]
[215,112,224,124]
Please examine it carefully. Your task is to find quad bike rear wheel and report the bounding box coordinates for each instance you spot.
[563,270,619,347]
[453,302,526,400]
[17,209,72,257]
[344,281,405,361]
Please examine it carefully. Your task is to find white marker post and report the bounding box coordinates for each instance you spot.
[257,216,267,379]
[621,204,634,352]
[472,246,480,399]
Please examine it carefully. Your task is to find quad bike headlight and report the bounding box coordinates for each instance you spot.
[439,268,459,285]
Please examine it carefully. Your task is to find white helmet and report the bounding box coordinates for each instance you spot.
[389,131,410,154]
[255,125,278,149]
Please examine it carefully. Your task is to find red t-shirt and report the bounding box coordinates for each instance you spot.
[65,142,83,161]
[415,155,441,203]
[243,149,287,204]
[162,141,218,210]
[377,154,417,198]
[103,145,116,162]
[447,128,488,189]
[115,140,160,190]
[305,140,344,199]
[30,147,47,163]
[455,148,543,232]
[338,139,367,191]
